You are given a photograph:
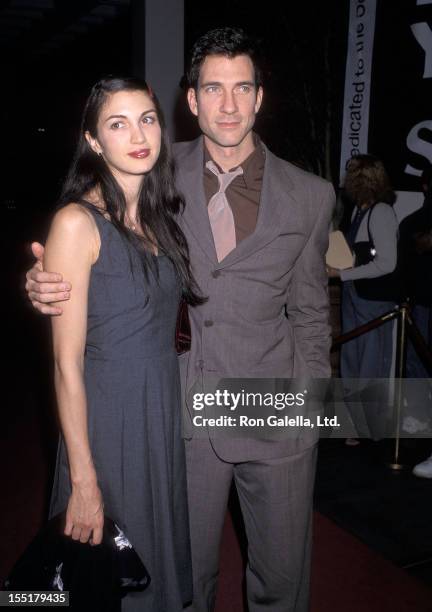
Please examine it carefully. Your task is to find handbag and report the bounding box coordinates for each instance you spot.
[3,512,150,610]
[352,205,402,302]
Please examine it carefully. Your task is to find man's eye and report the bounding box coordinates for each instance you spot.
[206,86,220,93]
[238,85,251,93]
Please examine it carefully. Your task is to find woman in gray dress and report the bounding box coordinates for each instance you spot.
[44,77,202,610]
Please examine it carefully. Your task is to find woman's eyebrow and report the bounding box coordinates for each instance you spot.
[104,109,157,122]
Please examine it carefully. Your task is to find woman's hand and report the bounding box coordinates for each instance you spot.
[326,265,341,278]
[65,481,104,545]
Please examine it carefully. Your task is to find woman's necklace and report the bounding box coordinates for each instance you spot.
[125,210,138,232]
[125,211,158,255]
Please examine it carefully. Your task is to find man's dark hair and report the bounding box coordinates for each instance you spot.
[186,27,263,90]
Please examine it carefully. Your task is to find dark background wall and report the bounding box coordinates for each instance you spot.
[3,0,348,498]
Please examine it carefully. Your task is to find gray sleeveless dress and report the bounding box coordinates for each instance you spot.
[48,204,193,611]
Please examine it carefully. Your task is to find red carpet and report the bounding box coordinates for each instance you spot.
[215,510,432,612]
[2,412,432,611]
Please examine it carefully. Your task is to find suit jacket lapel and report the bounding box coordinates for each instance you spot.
[176,136,218,264]
[176,138,304,269]
[218,144,298,268]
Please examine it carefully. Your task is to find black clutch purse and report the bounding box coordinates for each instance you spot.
[3,512,150,611]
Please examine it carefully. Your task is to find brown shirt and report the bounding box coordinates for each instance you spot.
[203,135,265,243]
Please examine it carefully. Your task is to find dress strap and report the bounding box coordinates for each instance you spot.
[77,199,111,234]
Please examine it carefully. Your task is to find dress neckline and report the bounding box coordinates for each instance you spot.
[80,199,165,258]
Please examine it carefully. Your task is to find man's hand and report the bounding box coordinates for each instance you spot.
[25,242,72,315]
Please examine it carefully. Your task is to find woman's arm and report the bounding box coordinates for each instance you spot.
[44,203,103,545]
[340,203,398,281]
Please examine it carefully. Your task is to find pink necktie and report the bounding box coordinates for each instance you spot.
[206,160,243,262]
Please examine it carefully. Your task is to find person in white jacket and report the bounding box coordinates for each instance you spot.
[328,155,398,442]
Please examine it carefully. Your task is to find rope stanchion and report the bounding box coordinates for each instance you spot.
[389,304,408,470]
[332,300,432,470]
[331,308,399,351]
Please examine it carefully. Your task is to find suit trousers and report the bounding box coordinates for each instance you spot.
[184,437,317,612]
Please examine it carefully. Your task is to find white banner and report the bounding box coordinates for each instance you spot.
[339,0,377,183]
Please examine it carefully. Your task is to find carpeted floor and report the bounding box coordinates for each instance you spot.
[315,439,432,587]
[2,407,432,611]
[216,506,432,612]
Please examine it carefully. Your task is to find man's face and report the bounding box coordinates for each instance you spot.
[187,54,263,149]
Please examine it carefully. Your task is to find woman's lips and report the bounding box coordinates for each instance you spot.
[128,149,151,158]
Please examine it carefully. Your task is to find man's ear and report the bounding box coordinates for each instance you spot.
[85,131,102,155]
[255,86,263,114]
[187,87,199,117]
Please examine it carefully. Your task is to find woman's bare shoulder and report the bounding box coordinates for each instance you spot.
[51,203,98,235]
[48,203,101,264]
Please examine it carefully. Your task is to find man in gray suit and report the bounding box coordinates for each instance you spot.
[26,27,334,612]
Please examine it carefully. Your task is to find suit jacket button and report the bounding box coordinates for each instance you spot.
[211,270,220,278]
[204,320,214,327]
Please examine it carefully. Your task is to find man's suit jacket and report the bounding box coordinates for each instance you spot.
[173,136,335,461]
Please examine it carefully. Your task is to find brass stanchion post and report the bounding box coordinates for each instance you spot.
[389,303,408,470]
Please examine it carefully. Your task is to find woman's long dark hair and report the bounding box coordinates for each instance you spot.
[58,76,204,306]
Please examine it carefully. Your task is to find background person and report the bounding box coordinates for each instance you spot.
[328,155,399,443]
[399,166,432,477]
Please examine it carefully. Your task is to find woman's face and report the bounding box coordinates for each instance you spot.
[86,89,162,180]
